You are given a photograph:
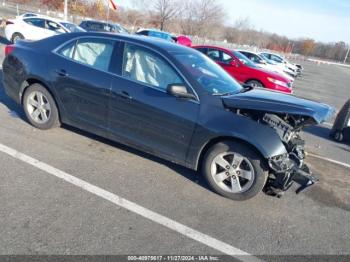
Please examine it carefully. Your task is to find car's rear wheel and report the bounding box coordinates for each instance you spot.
[11,33,24,43]
[333,131,344,142]
[202,141,268,201]
[246,80,264,88]
[23,84,60,130]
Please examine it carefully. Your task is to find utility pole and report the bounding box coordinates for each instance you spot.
[344,45,350,64]
[64,0,68,21]
[106,0,110,24]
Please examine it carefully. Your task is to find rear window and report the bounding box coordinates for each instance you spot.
[87,22,105,31]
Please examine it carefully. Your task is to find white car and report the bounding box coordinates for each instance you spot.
[238,50,295,82]
[5,15,84,43]
[259,52,301,77]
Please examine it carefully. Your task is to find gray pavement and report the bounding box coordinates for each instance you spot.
[0,40,349,258]
[293,61,350,164]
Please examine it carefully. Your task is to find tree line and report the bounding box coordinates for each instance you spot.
[9,0,350,62]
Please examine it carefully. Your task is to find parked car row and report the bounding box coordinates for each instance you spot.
[5,14,85,43]
[193,46,293,94]
[4,12,302,94]
[135,28,193,47]
[4,13,131,43]
[2,31,333,201]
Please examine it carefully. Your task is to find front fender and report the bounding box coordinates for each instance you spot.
[187,110,287,170]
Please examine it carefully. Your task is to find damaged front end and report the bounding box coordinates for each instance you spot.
[221,88,334,197]
[258,113,319,197]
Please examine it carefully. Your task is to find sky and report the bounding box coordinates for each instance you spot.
[115,0,350,43]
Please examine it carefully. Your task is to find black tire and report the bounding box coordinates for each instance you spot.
[333,131,344,142]
[246,80,264,88]
[202,141,268,201]
[11,33,24,44]
[331,99,350,133]
[23,83,60,130]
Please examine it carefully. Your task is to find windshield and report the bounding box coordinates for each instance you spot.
[174,52,242,95]
[233,51,257,68]
[61,22,85,33]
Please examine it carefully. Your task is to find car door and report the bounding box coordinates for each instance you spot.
[50,37,117,135]
[108,42,200,163]
[207,48,244,83]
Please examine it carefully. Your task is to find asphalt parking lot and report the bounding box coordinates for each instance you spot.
[0,39,349,261]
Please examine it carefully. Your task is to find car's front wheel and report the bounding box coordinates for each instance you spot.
[202,141,268,201]
[23,83,60,130]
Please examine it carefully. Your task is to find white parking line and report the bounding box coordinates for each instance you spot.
[0,143,261,262]
[308,153,350,169]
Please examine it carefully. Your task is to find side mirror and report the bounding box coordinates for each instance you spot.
[167,84,196,100]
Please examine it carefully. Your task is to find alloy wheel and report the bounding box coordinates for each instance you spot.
[210,152,255,193]
[26,91,51,125]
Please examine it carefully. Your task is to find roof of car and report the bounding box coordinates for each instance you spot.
[19,14,72,24]
[81,20,110,25]
[237,50,256,54]
[55,32,196,54]
[194,45,233,51]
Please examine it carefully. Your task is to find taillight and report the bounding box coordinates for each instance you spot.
[6,20,14,26]
[5,45,15,56]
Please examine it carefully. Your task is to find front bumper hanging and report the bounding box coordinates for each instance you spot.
[265,155,318,198]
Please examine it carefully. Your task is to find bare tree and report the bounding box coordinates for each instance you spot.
[153,0,179,30]
[179,0,226,38]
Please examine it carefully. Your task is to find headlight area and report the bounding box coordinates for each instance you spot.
[267,77,292,89]
[264,153,319,198]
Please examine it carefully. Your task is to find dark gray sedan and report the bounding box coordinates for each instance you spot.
[2,32,334,200]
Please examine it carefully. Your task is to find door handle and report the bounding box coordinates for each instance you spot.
[55,69,69,77]
[118,91,132,100]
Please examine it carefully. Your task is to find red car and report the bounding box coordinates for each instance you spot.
[193,45,293,93]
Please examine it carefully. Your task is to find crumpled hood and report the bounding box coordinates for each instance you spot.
[222,89,335,124]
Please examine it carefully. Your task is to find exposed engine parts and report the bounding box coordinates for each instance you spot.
[232,109,320,198]
[261,113,318,197]
[262,114,294,143]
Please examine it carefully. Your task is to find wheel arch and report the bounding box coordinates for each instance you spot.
[195,136,267,171]
[11,32,25,42]
[20,78,62,121]
[245,79,264,87]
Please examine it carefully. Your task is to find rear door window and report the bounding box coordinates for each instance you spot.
[73,38,115,71]
[56,38,115,72]
[207,49,221,62]
[222,52,233,64]
[45,20,66,33]
[24,18,45,28]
